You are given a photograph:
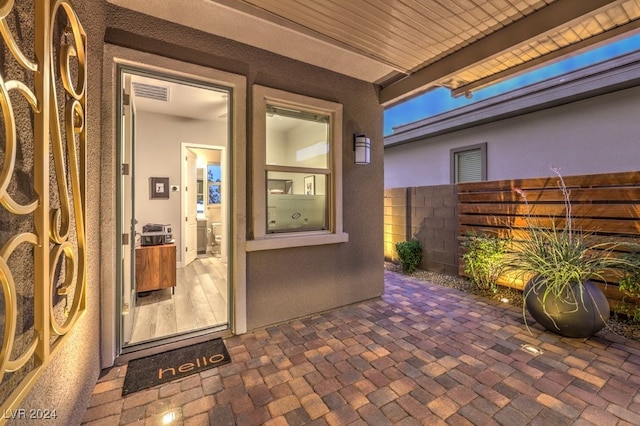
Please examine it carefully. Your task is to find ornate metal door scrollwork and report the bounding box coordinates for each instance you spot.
[0,0,87,416]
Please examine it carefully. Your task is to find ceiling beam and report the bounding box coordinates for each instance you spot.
[450,22,640,98]
[379,0,622,106]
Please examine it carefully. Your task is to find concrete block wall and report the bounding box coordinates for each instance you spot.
[384,184,458,275]
[383,188,408,262]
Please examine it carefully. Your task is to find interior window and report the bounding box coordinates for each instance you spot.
[207,164,222,204]
[249,85,347,250]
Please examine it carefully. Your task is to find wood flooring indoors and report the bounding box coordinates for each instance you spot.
[128,253,228,344]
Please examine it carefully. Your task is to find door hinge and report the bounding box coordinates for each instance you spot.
[122,233,129,245]
[122,163,129,175]
[122,90,130,116]
[122,302,130,315]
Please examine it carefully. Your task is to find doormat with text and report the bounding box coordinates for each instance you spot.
[122,338,231,396]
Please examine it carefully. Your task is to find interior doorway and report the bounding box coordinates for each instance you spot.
[117,66,231,352]
[182,146,228,264]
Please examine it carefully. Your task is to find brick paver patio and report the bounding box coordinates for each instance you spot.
[82,271,640,425]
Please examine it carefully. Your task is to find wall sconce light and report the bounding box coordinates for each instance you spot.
[354,134,370,165]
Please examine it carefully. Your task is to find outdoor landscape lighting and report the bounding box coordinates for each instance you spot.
[354,133,370,164]
[521,344,544,356]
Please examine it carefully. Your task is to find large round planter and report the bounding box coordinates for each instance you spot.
[524,278,610,338]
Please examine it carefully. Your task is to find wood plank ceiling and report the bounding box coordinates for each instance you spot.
[109,0,640,105]
[237,0,640,104]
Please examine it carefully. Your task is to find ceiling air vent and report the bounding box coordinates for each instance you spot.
[132,82,170,102]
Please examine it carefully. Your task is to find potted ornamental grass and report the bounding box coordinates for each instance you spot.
[508,167,631,338]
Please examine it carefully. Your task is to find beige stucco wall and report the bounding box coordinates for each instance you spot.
[102,4,385,331]
[7,1,106,424]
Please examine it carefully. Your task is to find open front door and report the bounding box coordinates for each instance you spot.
[113,64,237,357]
[184,149,198,266]
[121,75,136,344]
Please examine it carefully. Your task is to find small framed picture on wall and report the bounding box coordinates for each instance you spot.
[304,175,315,195]
[150,177,170,199]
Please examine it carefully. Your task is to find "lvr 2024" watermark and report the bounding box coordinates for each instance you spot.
[2,409,57,420]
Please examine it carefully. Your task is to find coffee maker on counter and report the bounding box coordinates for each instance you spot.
[140,223,173,246]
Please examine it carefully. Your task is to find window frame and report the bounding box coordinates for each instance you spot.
[450,142,487,183]
[247,85,347,251]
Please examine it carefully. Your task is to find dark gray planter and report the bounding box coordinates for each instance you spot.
[524,278,610,338]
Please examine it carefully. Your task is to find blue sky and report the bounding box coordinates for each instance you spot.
[384,33,640,136]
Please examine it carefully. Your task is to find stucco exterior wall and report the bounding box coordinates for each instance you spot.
[384,85,640,188]
[103,8,384,329]
[9,1,106,424]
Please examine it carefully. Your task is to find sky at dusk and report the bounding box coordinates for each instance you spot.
[384,33,640,136]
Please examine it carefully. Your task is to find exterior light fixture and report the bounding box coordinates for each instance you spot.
[162,410,178,424]
[354,134,370,164]
[521,344,544,356]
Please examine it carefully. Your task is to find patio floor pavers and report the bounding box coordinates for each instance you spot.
[82,271,640,425]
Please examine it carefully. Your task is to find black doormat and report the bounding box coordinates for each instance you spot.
[122,338,231,396]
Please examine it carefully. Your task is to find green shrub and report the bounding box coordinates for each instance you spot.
[619,270,640,299]
[614,302,640,324]
[395,239,422,274]
[462,234,509,292]
[619,252,640,298]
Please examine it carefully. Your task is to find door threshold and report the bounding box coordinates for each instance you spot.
[117,326,231,365]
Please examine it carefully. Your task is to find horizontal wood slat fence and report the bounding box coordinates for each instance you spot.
[458,170,640,308]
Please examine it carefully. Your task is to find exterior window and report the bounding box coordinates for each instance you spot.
[207,164,222,204]
[249,85,347,250]
[266,107,329,233]
[451,143,487,183]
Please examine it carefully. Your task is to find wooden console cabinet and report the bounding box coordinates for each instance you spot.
[135,243,176,293]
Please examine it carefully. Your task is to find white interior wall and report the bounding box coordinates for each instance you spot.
[135,111,226,262]
[266,127,286,165]
[384,85,640,188]
[267,121,328,194]
[287,121,327,168]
